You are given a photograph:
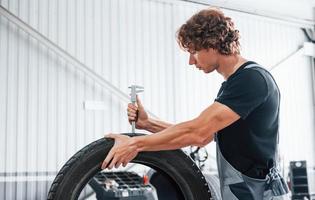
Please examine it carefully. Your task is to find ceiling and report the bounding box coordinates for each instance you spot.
[185,0,315,24]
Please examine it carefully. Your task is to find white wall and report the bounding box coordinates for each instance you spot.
[0,0,314,198]
[199,0,315,22]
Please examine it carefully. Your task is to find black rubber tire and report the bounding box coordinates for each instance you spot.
[148,169,185,199]
[47,133,212,200]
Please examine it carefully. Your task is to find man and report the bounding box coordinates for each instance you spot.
[101,8,288,199]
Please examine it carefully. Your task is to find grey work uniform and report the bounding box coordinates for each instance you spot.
[215,62,289,199]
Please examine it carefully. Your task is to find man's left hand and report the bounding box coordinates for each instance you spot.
[101,134,139,169]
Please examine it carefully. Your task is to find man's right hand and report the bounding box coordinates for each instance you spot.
[127,96,149,130]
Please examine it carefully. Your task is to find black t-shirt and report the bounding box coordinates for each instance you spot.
[215,61,280,178]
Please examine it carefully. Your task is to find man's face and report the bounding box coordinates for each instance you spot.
[188,48,219,73]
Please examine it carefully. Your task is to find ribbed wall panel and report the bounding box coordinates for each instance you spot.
[0,0,314,198]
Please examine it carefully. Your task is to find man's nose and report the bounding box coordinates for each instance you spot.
[189,54,196,65]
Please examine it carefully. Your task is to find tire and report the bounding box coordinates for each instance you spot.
[147,169,185,200]
[47,133,212,200]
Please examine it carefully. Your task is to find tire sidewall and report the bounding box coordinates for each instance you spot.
[48,135,212,200]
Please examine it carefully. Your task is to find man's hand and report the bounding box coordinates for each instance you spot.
[101,134,139,170]
[127,96,149,130]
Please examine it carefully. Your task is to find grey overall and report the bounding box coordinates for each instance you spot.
[215,63,289,200]
[216,139,289,200]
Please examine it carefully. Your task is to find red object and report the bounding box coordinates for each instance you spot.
[143,175,149,185]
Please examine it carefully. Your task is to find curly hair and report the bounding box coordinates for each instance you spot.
[177,8,240,55]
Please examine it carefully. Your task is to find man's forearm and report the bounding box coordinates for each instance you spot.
[133,120,211,152]
[144,118,174,133]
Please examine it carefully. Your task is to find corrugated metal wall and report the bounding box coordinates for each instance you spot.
[0,0,314,198]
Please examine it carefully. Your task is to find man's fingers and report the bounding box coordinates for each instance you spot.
[104,133,118,139]
[122,157,133,168]
[127,107,137,113]
[127,112,137,117]
[101,149,115,169]
[127,106,138,120]
[128,117,137,123]
[115,154,132,168]
[127,108,138,114]
[102,134,118,169]
[128,114,137,119]
[115,158,124,168]
[123,152,137,166]
[128,104,138,111]
[109,151,133,169]
[136,95,143,108]
[102,134,134,169]
[107,155,119,170]
[127,104,139,124]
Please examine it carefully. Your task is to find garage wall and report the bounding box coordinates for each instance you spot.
[0,0,314,198]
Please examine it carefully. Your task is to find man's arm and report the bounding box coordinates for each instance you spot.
[127,96,173,132]
[102,101,240,169]
[143,118,174,133]
[134,102,240,151]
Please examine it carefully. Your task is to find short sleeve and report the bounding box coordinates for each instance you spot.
[215,69,268,119]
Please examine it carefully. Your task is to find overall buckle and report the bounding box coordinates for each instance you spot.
[266,168,289,196]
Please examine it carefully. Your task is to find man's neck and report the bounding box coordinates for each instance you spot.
[216,54,247,80]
